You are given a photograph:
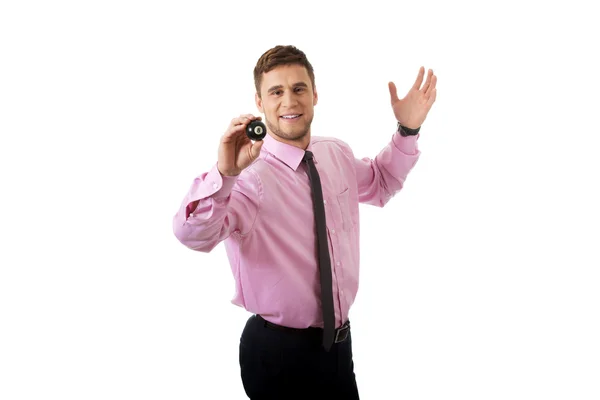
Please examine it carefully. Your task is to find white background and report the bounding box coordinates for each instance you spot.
[1,0,599,399]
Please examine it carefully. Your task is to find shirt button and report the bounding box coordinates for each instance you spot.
[323,200,327,205]
[331,229,335,234]
[336,262,340,266]
[213,182,218,189]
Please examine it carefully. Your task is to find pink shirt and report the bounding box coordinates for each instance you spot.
[172,131,420,329]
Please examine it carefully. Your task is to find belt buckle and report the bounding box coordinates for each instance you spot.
[334,321,350,343]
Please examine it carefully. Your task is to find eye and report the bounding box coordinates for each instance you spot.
[295,87,305,93]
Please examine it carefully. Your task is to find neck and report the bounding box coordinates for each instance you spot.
[268,131,311,150]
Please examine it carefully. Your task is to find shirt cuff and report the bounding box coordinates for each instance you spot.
[392,130,420,155]
[204,163,239,199]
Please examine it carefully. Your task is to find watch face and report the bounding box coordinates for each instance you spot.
[397,122,404,135]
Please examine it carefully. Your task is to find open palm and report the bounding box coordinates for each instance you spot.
[388,67,437,129]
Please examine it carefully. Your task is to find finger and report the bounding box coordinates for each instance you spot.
[235,115,253,126]
[425,75,437,97]
[224,123,247,139]
[421,69,433,93]
[411,66,425,91]
[426,88,437,107]
[388,82,400,103]
[242,114,262,121]
[249,138,265,159]
[231,114,261,127]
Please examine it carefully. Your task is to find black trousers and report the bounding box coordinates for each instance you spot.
[239,314,360,399]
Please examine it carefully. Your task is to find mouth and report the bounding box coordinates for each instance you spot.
[279,114,303,122]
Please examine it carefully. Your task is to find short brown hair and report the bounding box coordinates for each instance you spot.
[253,45,315,97]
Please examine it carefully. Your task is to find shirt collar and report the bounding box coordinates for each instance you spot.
[262,133,316,171]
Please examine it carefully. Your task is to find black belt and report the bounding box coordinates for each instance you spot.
[256,315,351,343]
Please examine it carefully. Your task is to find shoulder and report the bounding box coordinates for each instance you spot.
[311,135,354,158]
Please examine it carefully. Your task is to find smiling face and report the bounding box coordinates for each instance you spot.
[255,64,318,149]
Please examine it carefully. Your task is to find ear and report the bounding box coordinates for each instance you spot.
[255,92,264,113]
[313,86,318,106]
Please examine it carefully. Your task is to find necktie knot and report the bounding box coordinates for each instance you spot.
[303,150,314,162]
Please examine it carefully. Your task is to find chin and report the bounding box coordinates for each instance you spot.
[284,126,310,139]
[265,116,312,140]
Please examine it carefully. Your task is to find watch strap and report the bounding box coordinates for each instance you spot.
[397,122,420,136]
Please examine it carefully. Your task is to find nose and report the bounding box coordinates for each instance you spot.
[281,90,299,107]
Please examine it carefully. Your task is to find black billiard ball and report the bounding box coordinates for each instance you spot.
[246,120,267,141]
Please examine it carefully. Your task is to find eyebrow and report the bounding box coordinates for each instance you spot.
[267,82,308,93]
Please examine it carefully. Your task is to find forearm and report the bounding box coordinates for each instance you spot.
[173,194,233,253]
[354,130,421,207]
[172,163,256,253]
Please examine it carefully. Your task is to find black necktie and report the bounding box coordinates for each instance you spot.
[302,150,335,351]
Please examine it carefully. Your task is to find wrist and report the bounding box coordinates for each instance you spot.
[217,163,241,177]
[397,122,420,136]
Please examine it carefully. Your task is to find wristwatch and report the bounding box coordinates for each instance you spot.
[397,122,420,137]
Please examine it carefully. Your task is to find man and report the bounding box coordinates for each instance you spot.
[172,45,437,399]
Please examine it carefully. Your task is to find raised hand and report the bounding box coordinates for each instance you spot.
[217,114,264,177]
[388,67,437,129]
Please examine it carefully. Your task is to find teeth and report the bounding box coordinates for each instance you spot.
[281,115,299,119]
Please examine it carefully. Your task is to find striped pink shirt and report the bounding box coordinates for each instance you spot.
[173,131,420,329]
